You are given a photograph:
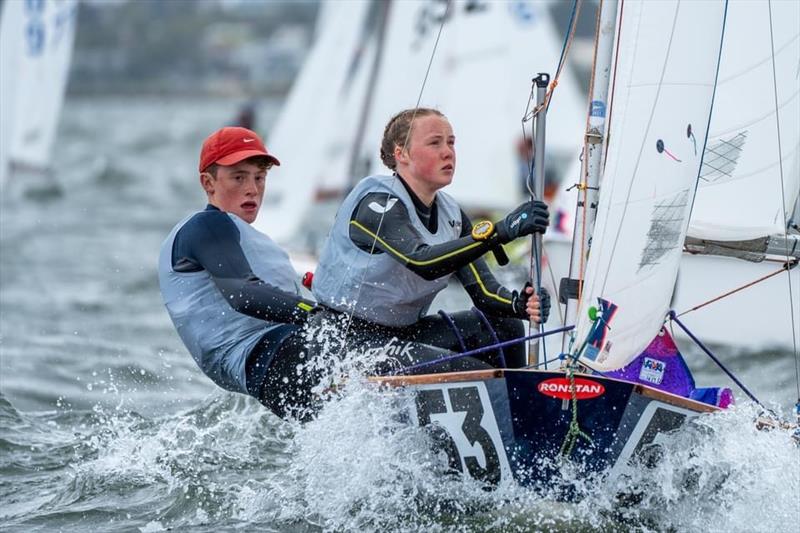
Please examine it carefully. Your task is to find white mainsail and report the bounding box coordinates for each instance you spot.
[0,0,78,189]
[572,0,728,372]
[688,0,800,243]
[361,0,586,212]
[255,0,376,245]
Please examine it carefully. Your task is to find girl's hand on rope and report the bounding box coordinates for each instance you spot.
[512,283,550,324]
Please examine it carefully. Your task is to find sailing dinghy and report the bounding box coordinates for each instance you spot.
[0,0,78,192]
[363,0,798,492]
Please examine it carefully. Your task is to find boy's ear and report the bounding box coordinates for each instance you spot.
[200,172,214,194]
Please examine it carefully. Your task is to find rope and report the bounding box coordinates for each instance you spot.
[529,241,548,364]
[675,262,796,317]
[562,0,607,332]
[668,311,772,413]
[438,309,466,352]
[545,0,583,113]
[767,0,800,402]
[532,352,569,370]
[558,363,593,458]
[471,307,506,368]
[521,0,583,125]
[542,241,567,338]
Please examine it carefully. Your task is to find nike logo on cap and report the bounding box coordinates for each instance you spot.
[243,138,256,143]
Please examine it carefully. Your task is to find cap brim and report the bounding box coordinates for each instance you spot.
[215,149,281,167]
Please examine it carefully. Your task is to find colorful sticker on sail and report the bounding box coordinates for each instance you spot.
[639,357,666,385]
[583,298,618,361]
[590,100,606,118]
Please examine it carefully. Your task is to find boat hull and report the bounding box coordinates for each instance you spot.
[374,369,716,493]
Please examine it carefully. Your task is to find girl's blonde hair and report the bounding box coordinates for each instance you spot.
[379,108,445,171]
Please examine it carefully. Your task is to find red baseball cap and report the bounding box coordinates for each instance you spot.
[198,126,280,172]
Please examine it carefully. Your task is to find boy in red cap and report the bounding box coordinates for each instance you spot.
[158,127,319,420]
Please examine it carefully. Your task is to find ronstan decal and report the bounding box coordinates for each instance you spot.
[537,377,606,400]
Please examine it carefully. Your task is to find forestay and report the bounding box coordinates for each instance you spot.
[0,0,78,187]
[689,0,800,242]
[361,0,586,212]
[255,1,376,245]
[573,0,728,372]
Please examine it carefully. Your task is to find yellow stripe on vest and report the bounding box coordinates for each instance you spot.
[468,263,512,305]
[350,220,482,266]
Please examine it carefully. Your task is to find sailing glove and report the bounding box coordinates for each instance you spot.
[511,283,550,324]
[538,287,551,324]
[495,200,549,243]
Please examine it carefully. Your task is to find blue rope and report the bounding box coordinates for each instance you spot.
[437,310,467,352]
[385,325,574,376]
[524,0,579,177]
[556,0,579,80]
[530,353,564,369]
[471,307,506,368]
[546,0,579,112]
[668,311,769,411]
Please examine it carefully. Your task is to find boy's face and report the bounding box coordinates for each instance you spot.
[201,160,268,223]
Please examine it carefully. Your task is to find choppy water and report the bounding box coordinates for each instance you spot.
[1,97,799,532]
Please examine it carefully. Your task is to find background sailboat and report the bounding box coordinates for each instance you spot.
[359,0,587,213]
[673,0,800,349]
[256,0,587,251]
[0,0,78,192]
[253,0,378,249]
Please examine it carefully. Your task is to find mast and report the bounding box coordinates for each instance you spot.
[560,0,618,352]
[528,73,549,366]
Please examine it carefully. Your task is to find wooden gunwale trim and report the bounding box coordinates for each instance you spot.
[635,385,719,413]
[369,369,504,387]
[370,368,722,414]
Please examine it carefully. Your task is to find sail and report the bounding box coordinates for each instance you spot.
[573,0,728,372]
[0,0,78,187]
[254,0,376,245]
[360,0,587,212]
[688,0,800,242]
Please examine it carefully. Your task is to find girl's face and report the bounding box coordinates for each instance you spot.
[397,114,455,196]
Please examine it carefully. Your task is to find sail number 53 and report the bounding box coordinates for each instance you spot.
[414,382,510,484]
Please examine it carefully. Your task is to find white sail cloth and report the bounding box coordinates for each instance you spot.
[689,0,800,242]
[0,0,78,188]
[259,0,589,243]
[255,0,375,244]
[573,0,728,372]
